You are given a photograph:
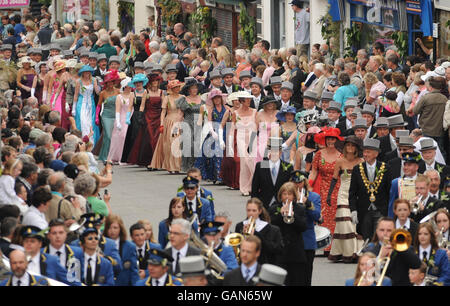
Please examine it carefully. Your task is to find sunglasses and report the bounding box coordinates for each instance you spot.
[86,236,99,241]
[184,186,196,190]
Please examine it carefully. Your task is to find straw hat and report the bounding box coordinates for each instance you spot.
[54,60,67,72]
[17,56,36,68]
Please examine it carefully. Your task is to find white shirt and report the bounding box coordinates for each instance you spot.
[84,253,97,282]
[274,93,281,101]
[28,253,41,275]
[425,160,436,172]
[113,238,120,252]
[419,245,432,261]
[186,197,197,214]
[172,243,189,272]
[12,273,30,286]
[22,206,48,230]
[346,118,352,129]
[225,85,233,94]
[49,245,66,268]
[366,161,377,182]
[244,217,268,232]
[253,95,262,109]
[395,218,411,230]
[280,100,290,110]
[152,272,168,286]
[0,175,27,214]
[136,244,145,258]
[430,190,440,199]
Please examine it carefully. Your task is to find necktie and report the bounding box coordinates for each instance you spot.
[17,280,21,286]
[271,165,278,184]
[188,202,193,215]
[245,268,251,282]
[86,258,93,286]
[56,251,62,258]
[368,165,375,182]
[155,280,159,286]
[174,252,181,275]
[422,251,428,262]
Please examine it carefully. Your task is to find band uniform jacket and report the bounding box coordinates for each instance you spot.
[387,158,426,181]
[268,202,307,264]
[0,272,49,286]
[302,191,322,250]
[348,161,392,233]
[80,252,115,286]
[415,248,450,286]
[166,245,201,275]
[115,240,140,286]
[251,160,292,209]
[37,252,74,285]
[222,264,262,286]
[135,240,161,278]
[135,273,183,286]
[42,244,83,285]
[182,195,214,225]
[177,186,215,213]
[214,242,239,272]
[235,221,283,265]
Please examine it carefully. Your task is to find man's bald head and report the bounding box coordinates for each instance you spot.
[48,172,65,192]
[9,250,28,278]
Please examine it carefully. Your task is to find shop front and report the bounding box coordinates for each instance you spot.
[435,0,450,59]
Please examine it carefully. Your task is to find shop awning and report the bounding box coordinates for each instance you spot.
[420,0,433,37]
[328,0,345,21]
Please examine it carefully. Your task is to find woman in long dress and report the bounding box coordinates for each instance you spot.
[97,71,121,162]
[150,80,183,173]
[31,61,47,105]
[276,106,297,163]
[108,77,134,163]
[48,60,70,130]
[255,97,278,163]
[178,78,203,173]
[73,65,101,145]
[309,127,343,256]
[16,56,36,100]
[232,92,257,196]
[327,136,363,263]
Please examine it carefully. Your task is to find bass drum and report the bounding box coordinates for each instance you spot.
[314,225,331,250]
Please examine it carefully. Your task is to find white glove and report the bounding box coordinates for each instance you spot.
[211,130,219,140]
[219,139,225,151]
[30,88,35,98]
[282,143,288,150]
[115,113,121,130]
[65,102,70,114]
[351,211,359,225]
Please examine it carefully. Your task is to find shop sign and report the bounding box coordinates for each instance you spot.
[0,0,30,9]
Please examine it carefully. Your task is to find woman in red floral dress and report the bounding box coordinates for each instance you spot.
[309,127,343,255]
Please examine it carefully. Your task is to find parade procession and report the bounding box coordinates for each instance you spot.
[0,0,450,291]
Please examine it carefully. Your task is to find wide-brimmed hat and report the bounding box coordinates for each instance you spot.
[78,65,95,76]
[236,91,254,100]
[54,60,67,72]
[180,77,199,95]
[129,73,149,87]
[226,92,241,107]
[120,77,132,91]
[167,79,183,90]
[17,56,36,68]
[148,74,163,84]
[207,88,226,105]
[344,135,363,151]
[101,70,121,86]
[276,106,297,122]
[314,127,344,146]
[261,96,278,108]
[419,138,437,151]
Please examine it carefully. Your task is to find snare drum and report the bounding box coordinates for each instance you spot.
[315,225,331,250]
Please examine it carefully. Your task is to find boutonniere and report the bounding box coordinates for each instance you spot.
[213,112,218,120]
[414,154,422,162]
[176,185,184,193]
[428,201,435,209]
[281,161,292,172]
[436,164,444,174]
[275,206,281,215]
[321,157,325,166]
[441,192,449,201]
[207,195,214,202]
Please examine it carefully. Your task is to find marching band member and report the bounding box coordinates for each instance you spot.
[268,182,307,286]
[42,219,83,285]
[79,223,115,286]
[0,250,49,286]
[345,252,391,286]
[407,174,445,223]
[392,199,418,241]
[134,246,182,286]
[129,222,161,280]
[21,225,73,285]
[290,170,321,285]
[104,214,140,286]
[180,176,214,226]
[409,262,428,286]
[235,198,283,265]
[434,209,450,260]
[413,223,450,286]
[177,168,215,210]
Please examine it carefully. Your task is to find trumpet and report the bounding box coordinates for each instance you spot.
[224,232,244,264]
[283,201,295,224]
[244,216,256,236]
[411,195,423,215]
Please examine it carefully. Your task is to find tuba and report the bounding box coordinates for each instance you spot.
[224,232,244,264]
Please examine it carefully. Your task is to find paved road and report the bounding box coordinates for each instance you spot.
[106,164,356,286]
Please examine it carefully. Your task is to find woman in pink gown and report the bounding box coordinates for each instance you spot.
[108,77,134,163]
[47,60,70,130]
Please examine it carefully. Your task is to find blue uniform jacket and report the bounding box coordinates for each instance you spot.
[388,178,401,218]
[177,186,215,211]
[71,235,122,277]
[134,273,183,286]
[80,253,115,286]
[41,244,83,286]
[115,240,140,286]
[158,219,199,249]
[417,248,450,286]
[0,273,49,286]
[302,191,321,250]
[181,195,215,224]
[37,252,73,285]
[215,243,239,272]
[136,240,162,278]
[345,277,392,286]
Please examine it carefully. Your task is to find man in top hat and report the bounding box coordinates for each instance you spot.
[135,246,182,286]
[20,225,73,285]
[79,223,114,286]
[326,101,342,127]
[360,104,377,138]
[223,235,262,286]
[160,63,178,91]
[1,43,14,62]
[88,52,98,69]
[384,130,411,162]
[300,90,322,114]
[249,77,265,110]
[49,44,62,57]
[351,117,369,140]
[335,98,357,136]
[93,53,108,79]
[42,219,83,285]
[151,64,164,78]
[372,117,390,139]
[319,91,334,116]
[388,152,424,218]
[265,76,283,99]
[208,69,223,91]
[176,53,191,82]
[0,250,49,286]
[133,61,145,76]
[62,50,74,60]
[29,48,43,65]
[129,222,160,280]
[419,138,450,189]
[387,136,426,180]
[349,138,392,240]
[239,70,253,94]
[201,221,238,273]
[278,81,299,111]
[179,255,209,286]
[181,176,214,224]
[251,137,292,209]
[108,55,120,71]
[79,50,90,65]
[220,68,241,94]
[378,114,408,161]
[253,263,287,286]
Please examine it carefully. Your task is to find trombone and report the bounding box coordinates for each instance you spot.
[376,229,412,286]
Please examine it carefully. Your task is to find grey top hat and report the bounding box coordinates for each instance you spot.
[109,55,120,64]
[280,81,294,92]
[80,50,90,58]
[388,114,408,128]
[26,48,35,55]
[166,63,178,73]
[143,62,153,70]
[327,101,341,112]
[209,69,222,80]
[351,106,361,117]
[267,136,283,149]
[419,138,437,151]
[398,136,414,147]
[239,70,252,80]
[88,52,98,59]
[374,117,389,128]
[303,90,318,101]
[221,67,234,77]
[250,77,263,88]
[353,118,368,130]
[49,44,62,51]
[97,53,107,62]
[1,44,12,51]
[134,61,145,69]
[321,90,334,101]
[395,129,409,139]
[255,264,287,286]
[179,256,206,277]
[269,76,283,86]
[152,64,163,72]
[344,99,358,110]
[363,138,381,151]
[361,104,376,115]
[63,50,73,57]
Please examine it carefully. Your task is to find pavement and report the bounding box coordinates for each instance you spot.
[106,164,357,286]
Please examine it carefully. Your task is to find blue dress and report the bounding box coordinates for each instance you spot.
[194,105,226,182]
[74,81,100,145]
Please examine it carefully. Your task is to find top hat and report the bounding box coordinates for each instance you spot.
[374,117,389,128]
[363,138,381,152]
[419,138,437,152]
[179,256,207,277]
[239,70,252,80]
[303,90,318,101]
[254,264,287,286]
[388,114,408,128]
